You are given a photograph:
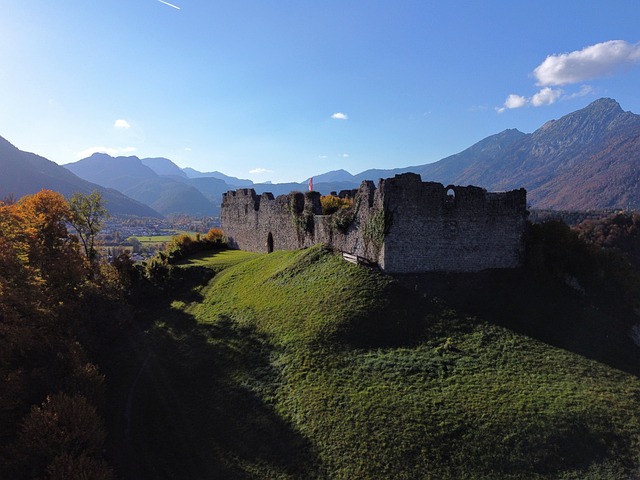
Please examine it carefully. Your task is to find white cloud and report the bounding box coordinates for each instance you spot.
[497,88,564,113]
[496,40,639,113]
[496,94,528,113]
[113,119,131,129]
[504,94,527,109]
[531,87,562,107]
[331,112,348,120]
[342,153,349,158]
[76,146,137,158]
[249,168,273,174]
[534,40,640,86]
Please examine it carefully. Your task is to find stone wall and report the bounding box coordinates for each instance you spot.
[377,174,527,272]
[221,189,323,252]
[221,173,528,273]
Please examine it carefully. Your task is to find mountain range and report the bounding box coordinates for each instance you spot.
[64,154,225,217]
[1,98,639,216]
[0,136,161,217]
[295,98,640,210]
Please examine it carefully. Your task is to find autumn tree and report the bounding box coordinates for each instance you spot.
[69,190,109,263]
[15,190,86,296]
[0,191,119,478]
[13,393,114,479]
[0,201,38,317]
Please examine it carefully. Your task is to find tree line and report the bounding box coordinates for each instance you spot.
[0,189,120,479]
[0,189,228,478]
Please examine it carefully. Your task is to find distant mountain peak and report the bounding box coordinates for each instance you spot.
[529,97,635,145]
[310,169,355,184]
[87,152,141,162]
[587,97,622,111]
[576,97,624,123]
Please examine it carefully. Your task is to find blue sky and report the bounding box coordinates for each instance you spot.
[1,1,639,183]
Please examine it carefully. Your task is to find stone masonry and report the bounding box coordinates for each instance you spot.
[221,173,528,273]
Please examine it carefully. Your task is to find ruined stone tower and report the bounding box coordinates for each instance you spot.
[221,173,528,273]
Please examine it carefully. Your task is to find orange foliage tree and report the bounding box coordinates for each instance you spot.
[0,201,40,318]
[0,190,115,479]
[14,190,87,296]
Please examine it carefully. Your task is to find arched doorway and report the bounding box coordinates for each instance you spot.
[267,232,274,253]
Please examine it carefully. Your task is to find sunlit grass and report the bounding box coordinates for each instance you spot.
[129,231,198,246]
[195,246,399,347]
[176,249,262,270]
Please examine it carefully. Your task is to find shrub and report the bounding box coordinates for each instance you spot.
[321,195,353,215]
[162,231,228,264]
[167,233,194,257]
[205,227,226,244]
[323,196,358,234]
[15,393,107,477]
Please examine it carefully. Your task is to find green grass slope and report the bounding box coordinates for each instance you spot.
[110,246,640,479]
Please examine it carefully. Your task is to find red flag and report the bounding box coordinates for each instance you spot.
[309,177,313,191]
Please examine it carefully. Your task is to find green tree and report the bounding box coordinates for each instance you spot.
[69,191,109,263]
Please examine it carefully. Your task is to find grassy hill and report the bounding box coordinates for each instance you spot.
[106,245,640,479]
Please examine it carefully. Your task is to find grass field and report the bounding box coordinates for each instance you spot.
[129,231,199,246]
[110,246,640,479]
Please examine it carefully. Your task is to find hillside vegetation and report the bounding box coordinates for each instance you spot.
[112,243,640,479]
[0,190,124,479]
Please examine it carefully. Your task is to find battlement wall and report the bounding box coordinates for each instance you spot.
[222,189,323,252]
[221,173,528,273]
[377,173,527,272]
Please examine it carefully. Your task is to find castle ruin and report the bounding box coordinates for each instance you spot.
[221,173,528,273]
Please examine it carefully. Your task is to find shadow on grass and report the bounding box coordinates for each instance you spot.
[394,269,640,377]
[337,280,435,350]
[105,271,320,479]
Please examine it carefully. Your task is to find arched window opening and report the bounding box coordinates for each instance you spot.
[267,232,274,253]
[445,186,457,206]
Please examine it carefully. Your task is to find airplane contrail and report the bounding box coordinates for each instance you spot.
[157,0,181,9]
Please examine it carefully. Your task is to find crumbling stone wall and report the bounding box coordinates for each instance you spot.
[221,173,528,272]
[221,189,323,253]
